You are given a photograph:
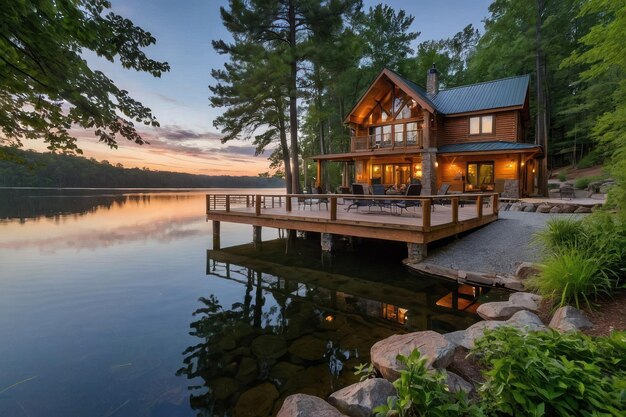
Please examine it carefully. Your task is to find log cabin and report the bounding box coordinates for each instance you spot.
[311,65,543,198]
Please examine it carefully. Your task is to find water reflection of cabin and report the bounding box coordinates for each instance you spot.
[311,66,543,198]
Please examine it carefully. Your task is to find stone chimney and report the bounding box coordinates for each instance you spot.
[426,64,439,95]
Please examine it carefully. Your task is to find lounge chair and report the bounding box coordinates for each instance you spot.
[346,183,372,212]
[371,184,392,211]
[315,186,328,210]
[394,183,422,214]
[432,183,451,210]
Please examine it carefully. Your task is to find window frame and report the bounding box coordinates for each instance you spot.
[465,161,495,192]
[469,115,495,135]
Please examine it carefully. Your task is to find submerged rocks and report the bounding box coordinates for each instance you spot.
[549,306,593,332]
[235,383,279,417]
[370,331,456,381]
[288,335,328,362]
[277,394,347,417]
[328,378,395,417]
[251,334,287,360]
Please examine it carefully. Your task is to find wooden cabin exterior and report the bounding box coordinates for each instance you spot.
[311,66,543,198]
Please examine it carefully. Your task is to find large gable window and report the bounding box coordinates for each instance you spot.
[469,115,494,135]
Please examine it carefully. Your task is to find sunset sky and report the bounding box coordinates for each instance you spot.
[28,0,492,176]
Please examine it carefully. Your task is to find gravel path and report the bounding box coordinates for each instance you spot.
[426,211,582,275]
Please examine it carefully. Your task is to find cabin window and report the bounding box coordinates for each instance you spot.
[466,162,494,191]
[394,123,404,145]
[469,115,494,135]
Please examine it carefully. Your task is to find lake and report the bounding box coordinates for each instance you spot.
[0,188,490,417]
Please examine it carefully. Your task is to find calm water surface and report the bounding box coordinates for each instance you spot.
[0,188,486,417]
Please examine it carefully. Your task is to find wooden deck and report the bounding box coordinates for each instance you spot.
[206,193,499,244]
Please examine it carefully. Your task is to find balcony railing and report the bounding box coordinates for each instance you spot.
[351,129,424,151]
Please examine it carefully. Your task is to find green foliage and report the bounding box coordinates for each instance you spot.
[472,327,626,417]
[557,171,568,182]
[574,174,607,190]
[531,213,626,308]
[374,349,484,417]
[527,246,612,310]
[576,148,605,169]
[353,362,377,382]
[0,0,169,152]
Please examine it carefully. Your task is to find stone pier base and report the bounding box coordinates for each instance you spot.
[253,225,262,249]
[321,233,333,252]
[406,242,427,264]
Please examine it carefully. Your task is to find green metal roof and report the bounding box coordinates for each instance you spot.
[437,141,541,154]
[391,69,530,115]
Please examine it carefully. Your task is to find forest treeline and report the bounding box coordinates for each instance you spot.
[211,0,624,196]
[0,147,284,188]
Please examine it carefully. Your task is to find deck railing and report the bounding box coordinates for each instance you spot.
[206,192,499,232]
[351,130,424,151]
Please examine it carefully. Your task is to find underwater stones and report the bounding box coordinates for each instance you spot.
[234,383,279,417]
[277,394,347,417]
[209,377,240,401]
[288,335,328,362]
[251,334,287,360]
[370,331,456,381]
[549,306,593,332]
[235,356,258,385]
[270,362,304,384]
[328,378,396,417]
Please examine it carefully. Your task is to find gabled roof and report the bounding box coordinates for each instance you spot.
[437,141,541,154]
[349,69,530,120]
[431,75,530,115]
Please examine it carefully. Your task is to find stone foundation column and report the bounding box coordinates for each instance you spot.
[406,242,427,264]
[253,226,262,249]
[421,151,437,196]
[321,232,333,252]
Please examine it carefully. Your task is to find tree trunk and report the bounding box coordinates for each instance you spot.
[535,0,549,197]
[278,112,293,193]
[288,0,301,193]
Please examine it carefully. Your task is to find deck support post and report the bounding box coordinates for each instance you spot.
[212,221,220,250]
[406,242,427,264]
[321,232,333,252]
[252,225,262,249]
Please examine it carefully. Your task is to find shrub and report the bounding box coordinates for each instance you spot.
[533,217,584,252]
[574,174,608,190]
[557,170,568,182]
[527,247,612,309]
[576,148,604,169]
[374,349,484,417]
[472,327,626,417]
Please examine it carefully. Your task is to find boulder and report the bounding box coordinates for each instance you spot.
[559,205,576,213]
[209,377,239,401]
[270,361,304,383]
[443,371,474,395]
[523,204,537,212]
[288,335,328,362]
[548,306,593,332]
[370,331,456,381]
[599,183,614,194]
[549,206,561,213]
[509,203,522,212]
[477,301,526,321]
[574,206,592,213]
[328,378,395,417]
[235,356,258,385]
[235,383,279,417]
[508,292,542,312]
[537,204,552,213]
[494,275,525,291]
[251,334,287,360]
[515,262,540,280]
[507,310,546,330]
[277,394,347,417]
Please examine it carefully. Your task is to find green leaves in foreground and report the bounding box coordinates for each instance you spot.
[472,327,626,417]
[374,349,483,417]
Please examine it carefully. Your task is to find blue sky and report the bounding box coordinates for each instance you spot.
[36,0,494,175]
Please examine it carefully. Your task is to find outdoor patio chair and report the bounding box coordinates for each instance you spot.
[371,184,392,211]
[346,183,372,212]
[315,186,328,210]
[432,183,451,210]
[394,183,422,214]
[302,185,317,210]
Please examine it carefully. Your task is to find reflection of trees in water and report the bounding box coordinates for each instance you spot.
[0,189,198,220]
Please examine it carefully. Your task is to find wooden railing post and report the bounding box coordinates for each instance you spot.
[286,195,292,212]
[492,193,499,214]
[330,196,337,221]
[422,199,431,231]
[206,195,210,212]
[476,195,483,219]
[225,195,230,212]
[255,195,261,216]
[451,197,459,224]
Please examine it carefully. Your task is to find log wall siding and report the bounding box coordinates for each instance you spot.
[438,110,519,146]
[437,154,518,193]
